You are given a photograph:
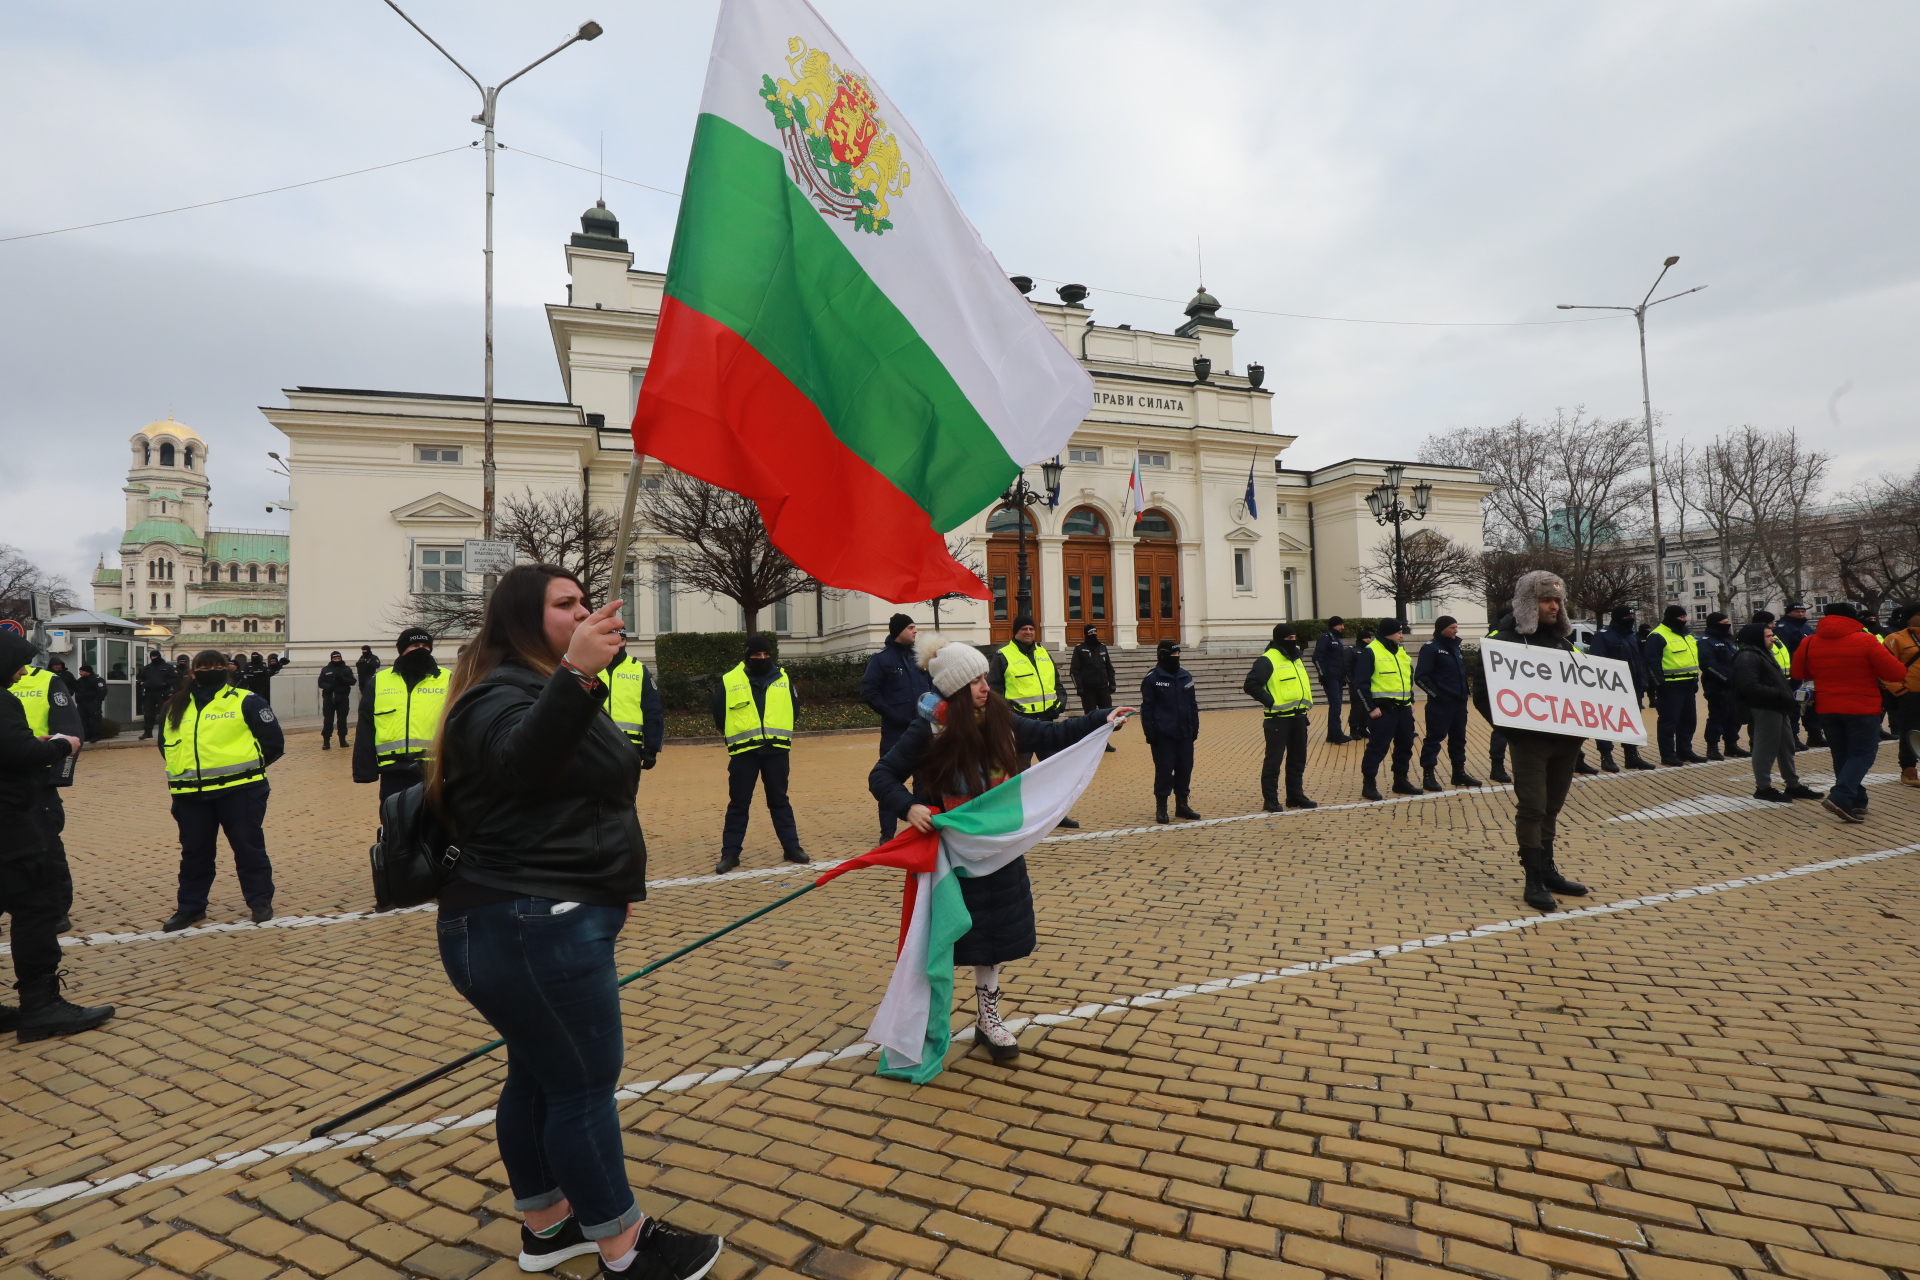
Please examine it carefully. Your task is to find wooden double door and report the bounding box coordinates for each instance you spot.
[1133,541,1181,645]
[1061,537,1113,643]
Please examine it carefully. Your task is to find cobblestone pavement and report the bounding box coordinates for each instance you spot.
[7,707,1920,1280]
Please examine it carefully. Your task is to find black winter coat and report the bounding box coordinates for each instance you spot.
[1070,641,1117,698]
[1585,623,1648,698]
[0,687,70,822]
[317,661,357,700]
[1139,666,1199,743]
[861,640,932,734]
[1414,635,1470,702]
[1731,644,1796,713]
[137,658,176,697]
[439,659,645,906]
[869,700,1106,966]
[1312,631,1351,682]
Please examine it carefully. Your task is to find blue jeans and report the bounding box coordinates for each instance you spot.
[437,898,638,1238]
[1821,713,1882,812]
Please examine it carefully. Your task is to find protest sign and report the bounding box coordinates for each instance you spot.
[1480,639,1648,744]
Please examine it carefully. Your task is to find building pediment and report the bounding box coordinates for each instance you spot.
[391,492,483,525]
[1271,530,1308,552]
[1224,526,1261,543]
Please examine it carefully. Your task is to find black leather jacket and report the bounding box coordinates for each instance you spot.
[440,659,645,906]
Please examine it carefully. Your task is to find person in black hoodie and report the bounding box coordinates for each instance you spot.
[1140,640,1200,823]
[430,563,720,1280]
[74,665,108,742]
[317,651,356,750]
[137,652,176,738]
[1731,620,1823,803]
[1698,611,1745,761]
[1070,625,1119,754]
[1470,571,1591,912]
[355,644,383,695]
[1,633,111,1043]
[1414,617,1479,792]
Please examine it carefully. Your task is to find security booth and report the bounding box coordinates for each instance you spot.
[43,611,152,726]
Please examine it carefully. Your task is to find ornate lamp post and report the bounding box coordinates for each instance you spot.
[1000,457,1065,622]
[1365,465,1433,619]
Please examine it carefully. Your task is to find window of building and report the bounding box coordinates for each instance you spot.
[1133,511,1175,539]
[414,546,465,593]
[630,371,646,422]
[244,619,259,633]
[1412,599,1436,622]
[1233,548,1251,592]
[1274,503,1287,518]
[1061,508,1108,537]
[654,566,674,634]
[149,593,157,609]
[415,446,463,464]
[248,565,259,584]
[184,447,195,470]
[1137,450,1169,469]
[1692,560,1707,575]
[773,597,792,634]
[142,443,151,466]
[267,564,277,584]
[986,506,1038,535]
[274,619,283,632]
[164,593,172,609]
[1282,568,1296,619]
[1692,582,1706,598]
[160,442,175,466]
[1667,562,1683,578]
[1814,595,1829,608]
[229,564,239,583]
[1067,447,1103,465]
[1692,605,1707,620]
[211,618,226,633]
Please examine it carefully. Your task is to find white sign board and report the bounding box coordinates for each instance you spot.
[1480,638,1648,745]
[30,592,51,621]
[463,539,517,577]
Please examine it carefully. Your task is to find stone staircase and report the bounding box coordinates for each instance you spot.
[1076,640,1438,713]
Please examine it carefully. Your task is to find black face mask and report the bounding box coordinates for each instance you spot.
[193,669,227,689]
[746,656,774,678]
[1158,652,1180,672]
[1668,617,1690,634]
[1279,640,1302,662]
[395,648,437,679]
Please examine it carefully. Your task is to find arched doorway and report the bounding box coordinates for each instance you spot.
[1133,509,1181,645]
[1060,507,1113,643]
[987,505,1040,644]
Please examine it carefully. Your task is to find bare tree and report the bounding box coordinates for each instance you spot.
[1475,547,1572,625]
[0,545,78,626]
[1565,548,1655,622]
[641,470,816,634]
[391,488,625,637]
[1662,427,1811,615]
[1750,429,1832,604]
[922,534,983,630]
[1824,467,1920,617]
[1356,529,1480,614]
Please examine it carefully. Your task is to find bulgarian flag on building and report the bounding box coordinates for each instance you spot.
[816,720,1116,1082]
[632,0,1094,603]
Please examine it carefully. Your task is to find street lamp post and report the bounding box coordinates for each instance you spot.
[1557,257,1706,605]
[999,457,1065,624]
[1365,464,1432,620]
[383,3,603,539]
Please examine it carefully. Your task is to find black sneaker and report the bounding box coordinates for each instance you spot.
[1783,784,1825,800]
[614,1218,722,1280]
[519,1216,600,1272]
[1752,787,1792,804]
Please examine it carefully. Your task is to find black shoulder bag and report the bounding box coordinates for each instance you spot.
[368,781,461,911]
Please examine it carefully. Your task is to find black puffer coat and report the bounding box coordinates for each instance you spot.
[1731,632,1796,713]
[870,697,1106,965]
[439,659,645,906]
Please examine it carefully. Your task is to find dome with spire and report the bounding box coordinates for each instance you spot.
[571,200,629,253]
[1176,284,1234,337]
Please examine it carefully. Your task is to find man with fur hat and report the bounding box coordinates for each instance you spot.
[1470,570,1592,912]
[1643,605,1706,765]
[1243,623,1317,811]
[862,614,934,840]
[1414,616,1479,791]
[1352,618,1419,801]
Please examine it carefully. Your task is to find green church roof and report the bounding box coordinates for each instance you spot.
[204,531,289,564]
[93,567,122,585]
[121,518,201,550]
[180,598,285,618]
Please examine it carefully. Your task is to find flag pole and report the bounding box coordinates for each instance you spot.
[307,881,821,1138]
[609,443,646,614]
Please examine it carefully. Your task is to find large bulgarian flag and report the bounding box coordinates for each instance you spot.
[816,720,1116,1082]
[632,0,1093,604]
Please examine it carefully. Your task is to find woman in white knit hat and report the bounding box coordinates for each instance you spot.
[869,635,1135,1061]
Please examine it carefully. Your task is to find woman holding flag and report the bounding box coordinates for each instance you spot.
[870,636,1133,1061]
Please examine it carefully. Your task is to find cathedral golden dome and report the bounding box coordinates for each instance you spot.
[136,415,203,443]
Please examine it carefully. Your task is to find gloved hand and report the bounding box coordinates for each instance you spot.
[641,752,657,771]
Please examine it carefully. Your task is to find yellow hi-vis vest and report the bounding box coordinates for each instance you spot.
[722,662,793,753]
[998,642,1060,715]
[371,667,450,767]
[1366,639,1412,703]
[600,654,648,746]
[11,668,53,737]
[1770,638,1791,673]
[1653,624,1700,681]
[1261,648,1314,717]
[162,685,265,795]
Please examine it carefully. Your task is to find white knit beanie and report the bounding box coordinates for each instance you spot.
[918,634,990,697]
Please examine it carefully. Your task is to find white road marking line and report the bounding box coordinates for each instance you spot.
[11,838,1914,1213]
[1607,774,1902,822]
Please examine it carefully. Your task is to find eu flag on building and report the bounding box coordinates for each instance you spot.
[1243,453,1259,521]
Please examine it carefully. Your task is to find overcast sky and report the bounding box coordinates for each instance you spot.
[3,1,1916,591]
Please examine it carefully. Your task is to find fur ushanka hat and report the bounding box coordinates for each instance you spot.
[1511,570,1571,638]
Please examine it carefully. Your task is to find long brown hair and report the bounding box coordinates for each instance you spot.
[425,563,584,812]
[165,649,233,731]
[919,686,1022,802]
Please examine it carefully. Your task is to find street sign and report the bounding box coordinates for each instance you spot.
[0,620,22,637]
[463,539,516,577]
[30,592,51,621]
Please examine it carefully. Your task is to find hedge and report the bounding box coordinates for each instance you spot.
[652,632,869,712]
[1287,618,1387,645]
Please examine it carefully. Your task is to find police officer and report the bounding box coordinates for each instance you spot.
[712,634,806,873]
[861,614,933,840]
[1141,640,1200,824]
[158,649,285,931]
[1070,624,1119,753]
[354,644,383,697]
[1587,607,1657,772]
[990,615,1079,828]
[1644,605,1705,765]
[1354,618,1419,800]
[353,628,449,802]
[1699,611,1745,760]
[600,632,663,767]
[74,665,108,742]
[1312,617,1354,744]
[1,632,111,1042]
[10,656,84,934]
[1415,616,1480,791]
[136,651,176,738]
[1244,622,1317,812]
[316,651,356,750]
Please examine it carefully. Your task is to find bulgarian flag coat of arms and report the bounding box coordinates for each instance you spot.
[633,0,1093,604]
[817,721,1117,1083]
